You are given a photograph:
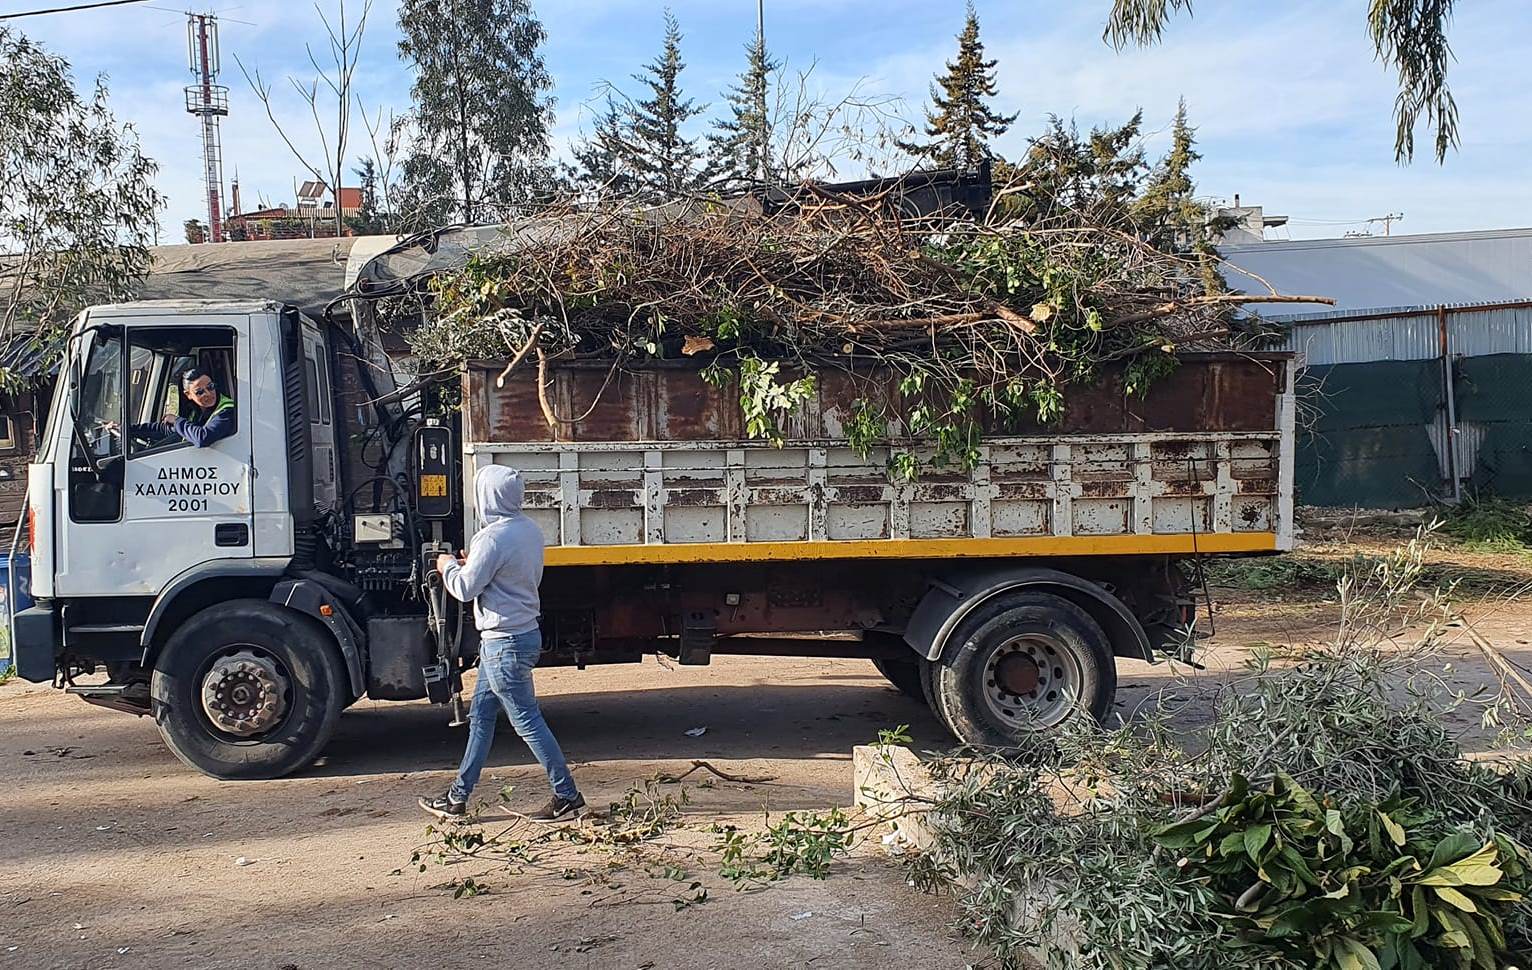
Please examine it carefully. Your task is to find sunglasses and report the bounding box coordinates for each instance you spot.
[186,381,216,397]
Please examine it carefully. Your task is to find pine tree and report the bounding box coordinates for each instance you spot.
[570,94,639,195]
[903,3,1017,170]
[1009,113,1146,227]
[628,11,703,200]
[703,27,777,187]
[349,157,388,233]
[1131,99,1211,247]
[397,0,554,223]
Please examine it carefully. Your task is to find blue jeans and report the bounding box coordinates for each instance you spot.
[449,628,579,803]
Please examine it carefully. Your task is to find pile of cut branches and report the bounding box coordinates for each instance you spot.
[897,531,1532,969]
[406,187,1322,466]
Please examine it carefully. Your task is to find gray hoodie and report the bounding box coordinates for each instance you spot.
[440,465,544,638]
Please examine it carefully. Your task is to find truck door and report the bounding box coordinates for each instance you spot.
[54,321,255,597]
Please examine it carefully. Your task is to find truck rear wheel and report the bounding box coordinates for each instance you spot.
[150,600,347,780]
[929,591,1115,747]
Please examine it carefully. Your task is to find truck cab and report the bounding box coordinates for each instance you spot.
[12,301,399,779]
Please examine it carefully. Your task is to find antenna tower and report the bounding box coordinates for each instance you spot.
[185,12,230,243]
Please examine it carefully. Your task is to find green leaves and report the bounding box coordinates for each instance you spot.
[712,808,853,887]
[1244,823,1273,863]
[1431,885,1477,913]
[736,356,815,447]
[1333,935,1382,970]
[1,28,161,370]
[1154,776,1527,970]
[843,398,888,461]
[1420,853,1501,888]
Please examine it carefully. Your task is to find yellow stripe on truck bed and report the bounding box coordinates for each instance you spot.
[543,532,1279,567]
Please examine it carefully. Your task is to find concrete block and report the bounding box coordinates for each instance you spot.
[853,744,1073,966]
[852,743,940,854]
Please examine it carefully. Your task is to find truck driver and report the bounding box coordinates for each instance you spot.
[131,367,236,448]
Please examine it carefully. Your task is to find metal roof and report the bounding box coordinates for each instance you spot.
[137,236,384,316]
[1222,227,1532,313]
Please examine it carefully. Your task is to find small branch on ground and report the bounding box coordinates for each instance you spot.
[652,760,778,785]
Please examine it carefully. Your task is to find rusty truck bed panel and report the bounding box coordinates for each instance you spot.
[462,354,1288,444]
[461,355,1297,562]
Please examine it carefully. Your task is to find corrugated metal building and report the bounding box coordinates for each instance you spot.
[1218,226,1532,508]
[1274,301,1532,507]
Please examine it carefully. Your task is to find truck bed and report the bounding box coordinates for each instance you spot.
[460,355,1296,566]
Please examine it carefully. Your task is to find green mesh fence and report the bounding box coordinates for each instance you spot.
[1295,360,1445,508]
[1455,354,1532,498]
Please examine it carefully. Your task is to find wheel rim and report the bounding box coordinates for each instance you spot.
[199,648,291,738]
[979,633,1084,730]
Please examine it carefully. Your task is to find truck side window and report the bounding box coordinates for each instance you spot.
[125,328,238,456]
[303,355,321,422]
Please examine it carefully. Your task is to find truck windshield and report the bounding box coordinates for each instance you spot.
[74,331,124,461]
[36,316,87,461]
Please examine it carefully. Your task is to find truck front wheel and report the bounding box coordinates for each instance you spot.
[930,591,1116,747]
[150,600,348,780]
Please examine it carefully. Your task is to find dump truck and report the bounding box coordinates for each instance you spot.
[9,295,1296,779]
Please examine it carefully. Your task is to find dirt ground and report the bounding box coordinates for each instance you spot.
[4,526,1531,970]
[1,656,976,970]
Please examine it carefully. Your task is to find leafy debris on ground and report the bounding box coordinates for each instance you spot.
[897,530,1532,970]
[1439,495,1532,556]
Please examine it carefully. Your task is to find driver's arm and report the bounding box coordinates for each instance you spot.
[128,419,170,441]
[174,405,235,448]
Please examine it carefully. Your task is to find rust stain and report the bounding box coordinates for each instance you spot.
[835,485,889,503]
[667,488,725,507]
[570,371,641,441]
[750,487,809,504]
[586,489,640,509]
[1077,480,1131,499]
[915,483,968,501]
[990,482,1053,500]
[1159,480,1209,497]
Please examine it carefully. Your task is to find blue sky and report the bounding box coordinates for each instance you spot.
[11,0,1532,240]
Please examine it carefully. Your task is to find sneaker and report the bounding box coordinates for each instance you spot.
[418,793,468,821]
[525,792,586,822]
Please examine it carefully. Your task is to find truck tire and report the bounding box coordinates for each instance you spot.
[929,591,1115,747]
[871,657,925,701]
[150,600,348,780]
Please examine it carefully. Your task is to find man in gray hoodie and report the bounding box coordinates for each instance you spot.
[419,465,585,822]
